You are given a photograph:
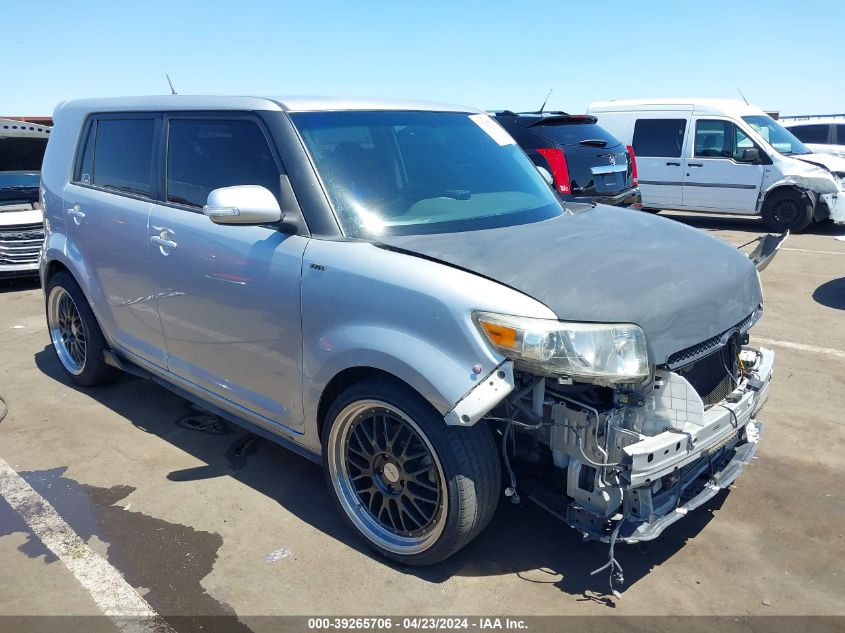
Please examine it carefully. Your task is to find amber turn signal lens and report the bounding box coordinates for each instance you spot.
[479,320,517,350]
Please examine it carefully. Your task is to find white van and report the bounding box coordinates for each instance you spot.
[587,99,845,232]
[781,115,845,159]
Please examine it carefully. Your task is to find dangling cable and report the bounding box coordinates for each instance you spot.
[590,520,624,600]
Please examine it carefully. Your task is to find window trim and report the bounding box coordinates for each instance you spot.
[160,111,287,215]
[70,112,162,203]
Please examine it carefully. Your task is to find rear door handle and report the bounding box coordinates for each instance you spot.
[67,205,86,225]
[666,161,681,166]
[688,162,704,167]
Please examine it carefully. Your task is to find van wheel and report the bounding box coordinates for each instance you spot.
[45,271,116,387]
[322,377,500,566]
[762,189,813,232]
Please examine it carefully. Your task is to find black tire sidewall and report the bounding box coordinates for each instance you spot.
[762,189,813,233]
[46,271,114,387]
[321,377,499,566]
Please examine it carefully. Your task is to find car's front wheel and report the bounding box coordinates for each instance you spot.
[45,271,116,387]
[322,377,500,566]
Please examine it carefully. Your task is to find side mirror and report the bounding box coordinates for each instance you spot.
[740,148,761,163]
[536,165,554,186]
[203,185,283,225]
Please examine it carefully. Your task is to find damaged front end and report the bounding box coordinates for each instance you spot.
[465,308,773,592]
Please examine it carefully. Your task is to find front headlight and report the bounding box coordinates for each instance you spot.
[473,311,649,384]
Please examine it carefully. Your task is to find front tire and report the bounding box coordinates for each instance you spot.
[762,189,813,232]
[322,377,500,566]
[46,271,116,387]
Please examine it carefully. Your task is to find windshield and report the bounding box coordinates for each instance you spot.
[290,110,562,236]
[742,115,812,156]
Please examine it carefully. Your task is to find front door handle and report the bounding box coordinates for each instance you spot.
[666,161,681,166]
[67,205,86,225]
[151,228,178,254]
[688,162,704,167]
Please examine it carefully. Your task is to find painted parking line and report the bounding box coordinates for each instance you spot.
[754,336,845,360]
[781,247,845,256]
[0,457,172,633]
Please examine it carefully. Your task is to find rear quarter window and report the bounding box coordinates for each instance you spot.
[632,119,686,157]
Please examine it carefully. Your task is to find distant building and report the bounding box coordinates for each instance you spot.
[1,116,53,126]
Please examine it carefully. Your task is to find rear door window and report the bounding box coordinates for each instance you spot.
[789,124,830,144]
[632,119,686,157]
[166,118,281,208]
[835,125,845,144]
[92,118,157,197]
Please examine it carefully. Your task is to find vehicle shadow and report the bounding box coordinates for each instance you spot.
[0,276,40,294]
[33,346,726,605]
[812,277,845,311]
[659,212,845,237]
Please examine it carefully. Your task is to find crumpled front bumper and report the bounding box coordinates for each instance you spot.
[574,347,773,544]
[821,190,845,224]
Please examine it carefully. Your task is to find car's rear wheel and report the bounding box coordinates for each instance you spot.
[322,377,500,566]
[46,271,116,387]
[762,189,813,232]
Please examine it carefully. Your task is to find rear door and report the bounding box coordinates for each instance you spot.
[630,116,687,209]
[62,114,167,367]
[682,118,764,213]
[148,113,307,433]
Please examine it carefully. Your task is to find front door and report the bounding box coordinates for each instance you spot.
[148,115,307,433]
[682,118,764,213]
[631,116,688,209]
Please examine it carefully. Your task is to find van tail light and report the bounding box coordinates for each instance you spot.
[536,148,571,195]
[626,145,639,187]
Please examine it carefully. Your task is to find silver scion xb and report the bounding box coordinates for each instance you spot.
[40,96,774,572]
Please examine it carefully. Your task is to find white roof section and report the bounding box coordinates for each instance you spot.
[588,98,767,117]
[54,95,480,117]
[0,118,52,138]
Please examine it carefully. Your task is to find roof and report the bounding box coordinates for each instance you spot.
[588,98,766,117]
[54,95,480,116]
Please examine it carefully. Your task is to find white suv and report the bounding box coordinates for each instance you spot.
[781,116,845,159]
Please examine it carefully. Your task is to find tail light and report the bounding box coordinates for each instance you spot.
[536,148,571,195]
[626,145,639,187]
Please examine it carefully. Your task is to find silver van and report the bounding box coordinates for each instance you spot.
[40,96,774,579]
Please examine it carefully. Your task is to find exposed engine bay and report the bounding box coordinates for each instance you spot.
[481,314,774,595]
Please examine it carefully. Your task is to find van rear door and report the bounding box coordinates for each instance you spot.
[682,117,764,213]
[630,116,687,209]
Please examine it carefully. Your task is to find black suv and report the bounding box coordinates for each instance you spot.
[492,111,641,207]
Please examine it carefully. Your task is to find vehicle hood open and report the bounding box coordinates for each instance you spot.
[376,205,763,365]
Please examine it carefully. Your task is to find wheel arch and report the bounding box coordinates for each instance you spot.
[316,366,432,445]
[761,184,822,220]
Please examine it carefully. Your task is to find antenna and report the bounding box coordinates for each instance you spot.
[166,74,178,95]
[736,87,749,105]
[538,88,553,114]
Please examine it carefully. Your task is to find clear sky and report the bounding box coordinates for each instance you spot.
[4,0,843,117]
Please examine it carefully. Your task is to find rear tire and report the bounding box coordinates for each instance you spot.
[45,271,117,387]
[322,377,500,566]
[762,189,813,232]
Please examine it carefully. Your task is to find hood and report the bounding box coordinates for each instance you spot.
[794,153,845,174]
[377,205,763,365]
